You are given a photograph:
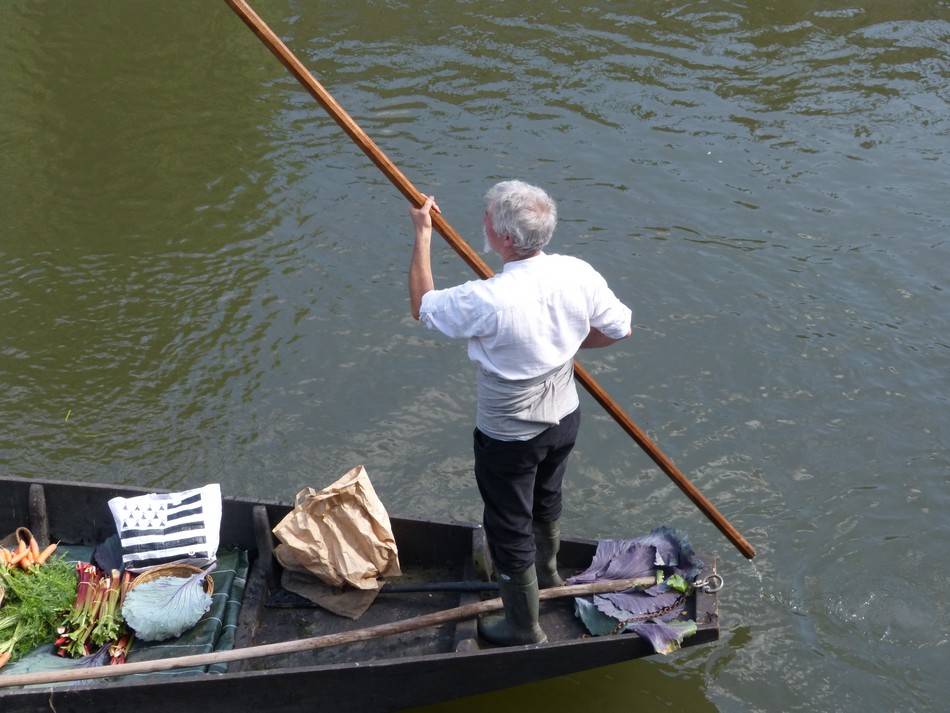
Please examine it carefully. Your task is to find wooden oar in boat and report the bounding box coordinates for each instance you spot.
[0,577,652,689]
[220,0,755,561]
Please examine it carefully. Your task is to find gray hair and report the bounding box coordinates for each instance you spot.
[485,180,557,257]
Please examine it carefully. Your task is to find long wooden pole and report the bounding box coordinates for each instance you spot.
[0,577,652,689]
[221,0,755,560]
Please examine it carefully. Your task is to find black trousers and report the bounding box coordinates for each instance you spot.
[473,407,581,574]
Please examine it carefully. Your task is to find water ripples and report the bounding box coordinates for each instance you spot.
[2,2,949,711]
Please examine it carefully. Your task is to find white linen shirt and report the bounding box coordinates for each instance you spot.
[419,252,632,381]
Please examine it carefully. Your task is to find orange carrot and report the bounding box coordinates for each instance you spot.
[8,548,30,567]
[30,537,40,559]
[36,542,58,565]
[0,651,10,669]
[15,539,26,556]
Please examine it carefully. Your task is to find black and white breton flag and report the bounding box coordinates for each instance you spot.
[108,484,222,572]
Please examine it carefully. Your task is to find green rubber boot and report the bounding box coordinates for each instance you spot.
[533,520,565,589]
[478,566,547,646]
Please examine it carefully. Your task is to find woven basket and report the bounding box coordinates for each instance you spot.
[128,563,214,596]
[15,527,34,549]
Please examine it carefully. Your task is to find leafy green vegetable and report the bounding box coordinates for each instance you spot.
[0,556,77,664]
[666,574,690,593]
[121,568,213,642]
[0,642,111,677]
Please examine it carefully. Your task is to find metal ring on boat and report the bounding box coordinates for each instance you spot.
[693,573,724,593]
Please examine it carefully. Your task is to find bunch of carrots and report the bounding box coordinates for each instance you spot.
[0,533,58,572]
[0,529,74,669]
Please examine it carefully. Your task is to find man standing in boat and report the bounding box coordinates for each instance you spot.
[408,180,632,646]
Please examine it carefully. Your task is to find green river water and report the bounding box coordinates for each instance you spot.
[2,2,947,711]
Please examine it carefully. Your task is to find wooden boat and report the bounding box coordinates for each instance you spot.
[0,474,720,712]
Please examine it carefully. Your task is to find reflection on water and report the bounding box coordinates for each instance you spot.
[1,1,948,711]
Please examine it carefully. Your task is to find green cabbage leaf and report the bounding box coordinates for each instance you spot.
[121,567,213,642]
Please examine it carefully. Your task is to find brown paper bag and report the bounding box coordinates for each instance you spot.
[272,465,402,590]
